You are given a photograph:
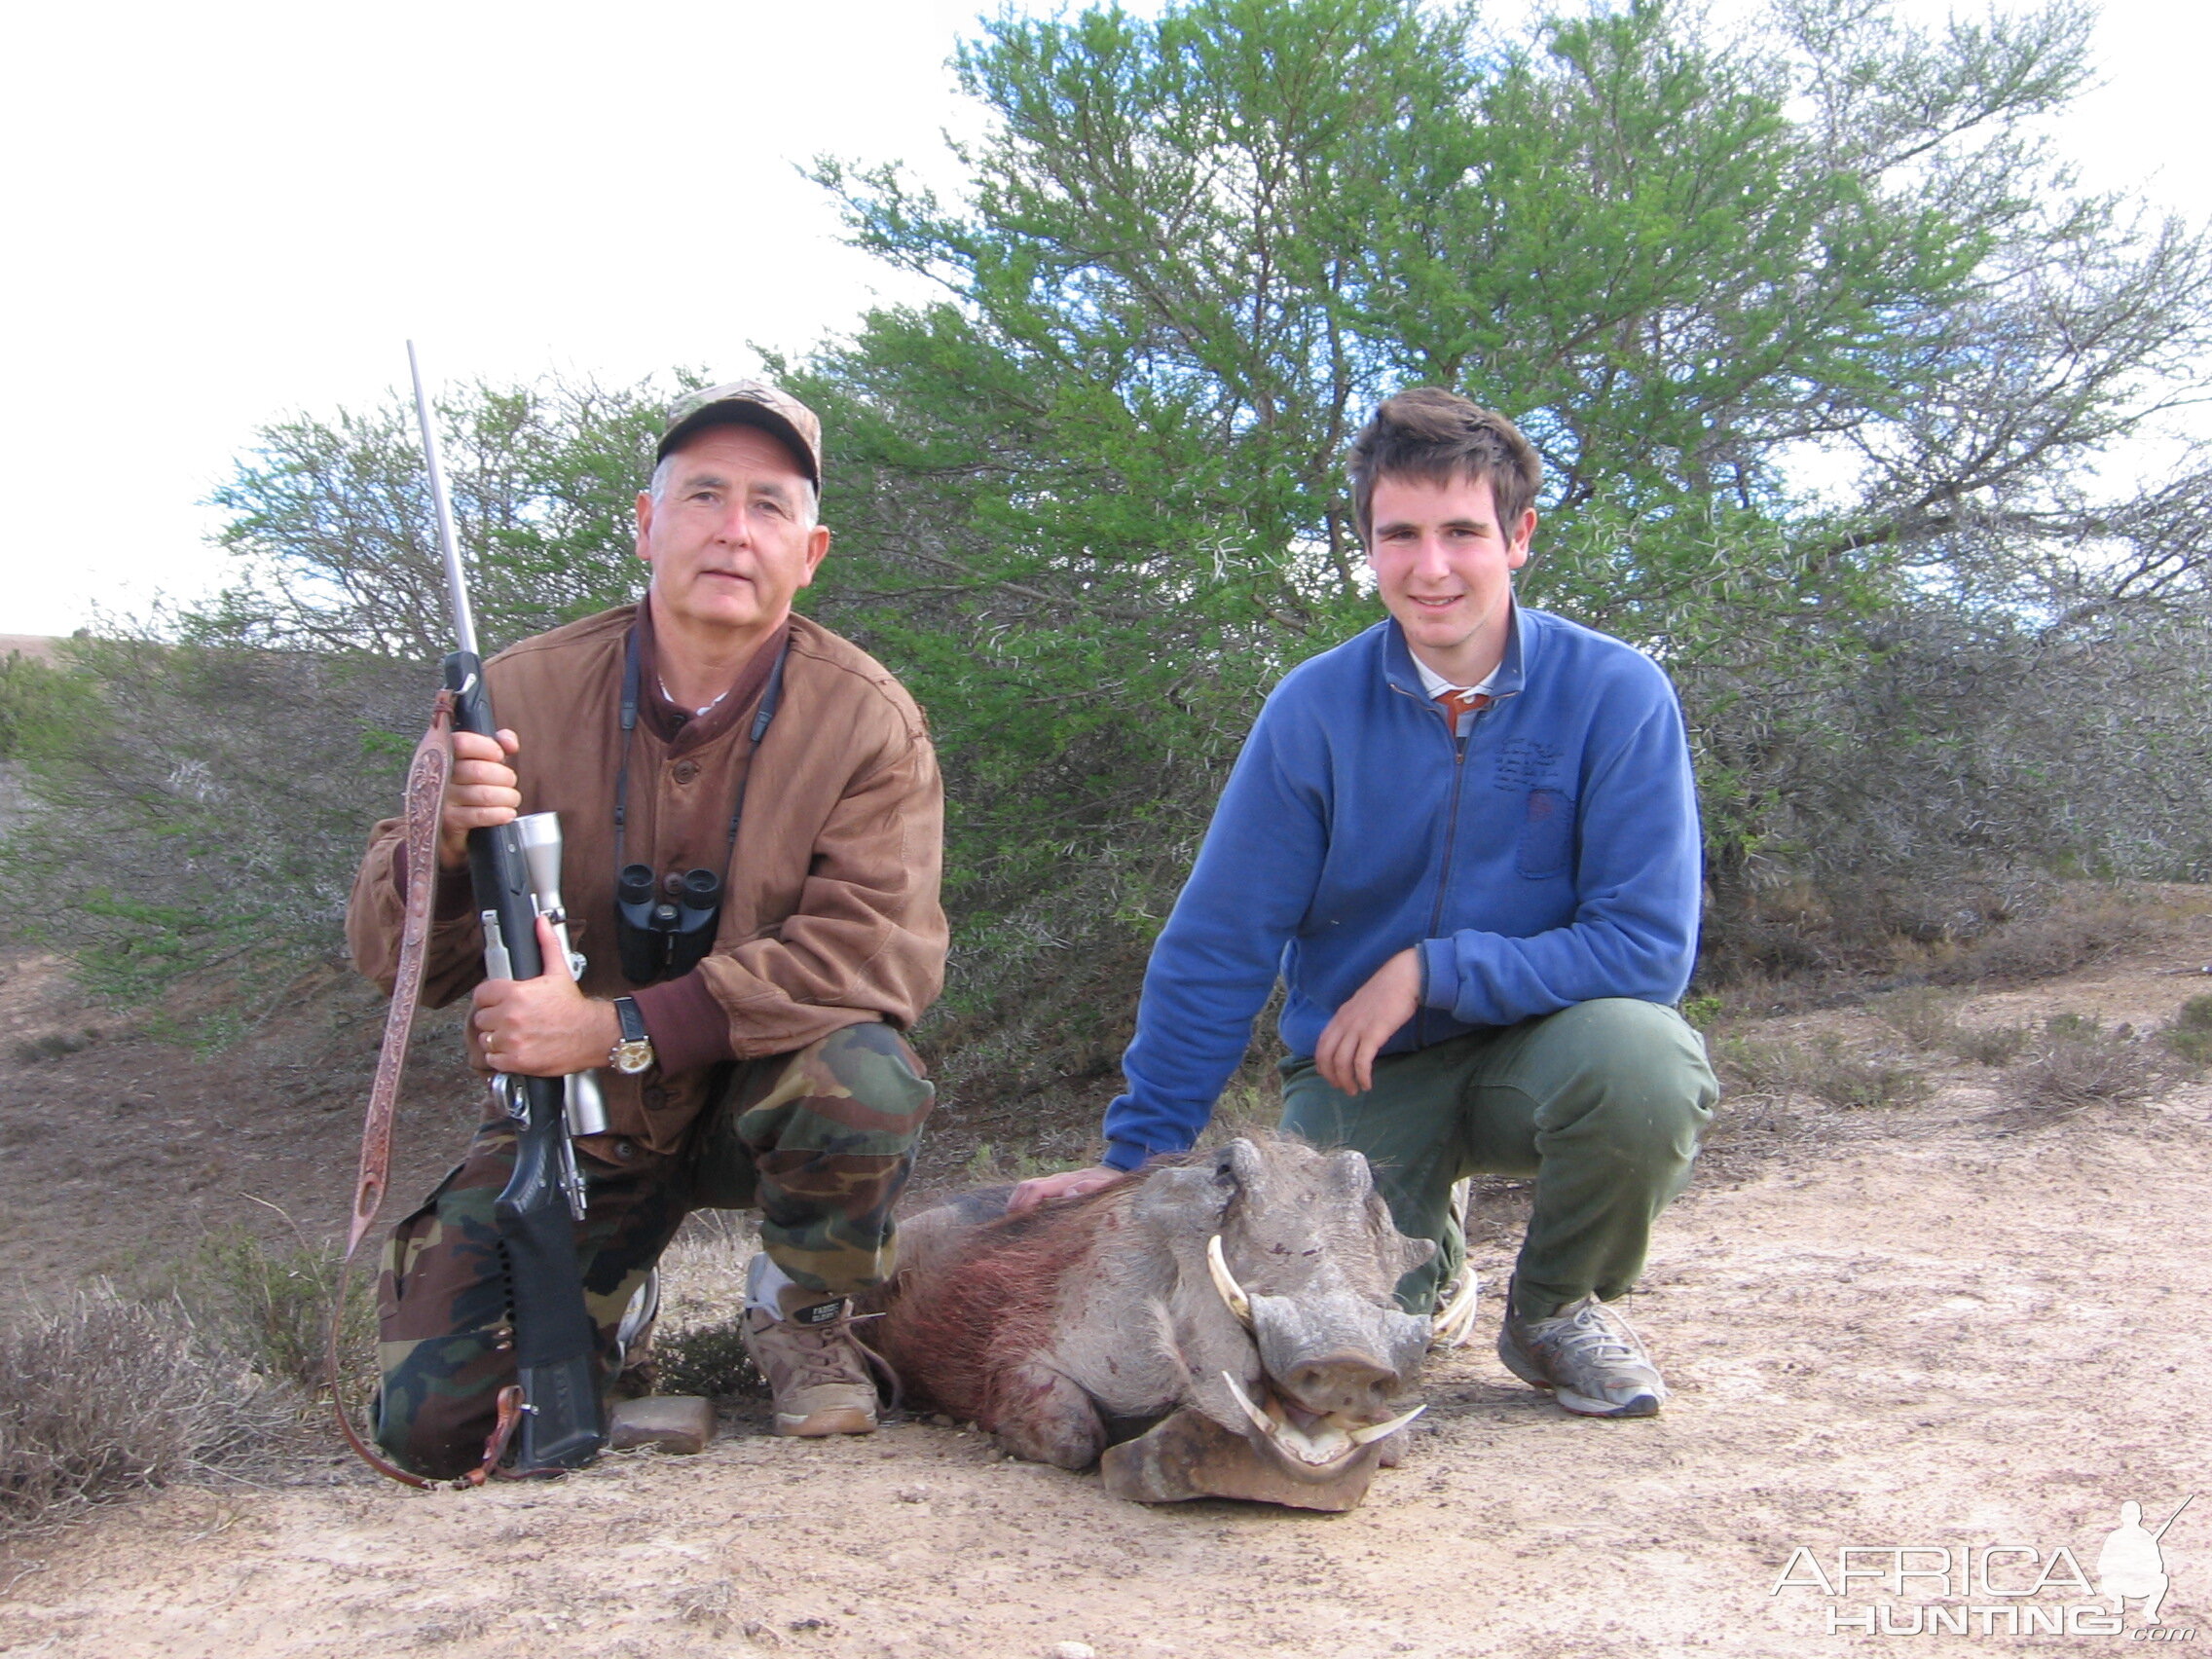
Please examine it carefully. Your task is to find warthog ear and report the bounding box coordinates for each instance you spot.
[1371,1190,1436,1272]
[1320,1148,1375,1200]
[1131,1160,1237,1241]
[1214,1139,1265,1195]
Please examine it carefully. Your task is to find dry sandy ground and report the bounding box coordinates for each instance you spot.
[3,956,2210,1656]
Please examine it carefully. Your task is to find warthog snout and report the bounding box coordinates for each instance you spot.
[1248,1291,1429,1422]
[1277,1352,1400,1421]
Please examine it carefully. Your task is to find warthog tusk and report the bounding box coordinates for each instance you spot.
[1221,1371,1274,1437]
[1221,1372,1419,1467]
[1348,1403,1426,1445]
[1206,1234,1253,1327]
[1429,1269,1480,1351]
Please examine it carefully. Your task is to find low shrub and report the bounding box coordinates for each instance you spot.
[2163,994,2212,1068]
[1931,895,2155,988]
[650,1322,765,1401]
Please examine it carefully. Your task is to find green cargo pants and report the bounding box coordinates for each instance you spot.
[1279,997,1715,1321]
[373,1020,934,1479]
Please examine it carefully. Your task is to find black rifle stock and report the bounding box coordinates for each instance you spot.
[414,342,606,1473]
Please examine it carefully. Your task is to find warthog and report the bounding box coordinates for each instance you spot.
[863,1137,1439,1509]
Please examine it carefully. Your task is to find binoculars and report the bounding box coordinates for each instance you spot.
[615,863,722,983]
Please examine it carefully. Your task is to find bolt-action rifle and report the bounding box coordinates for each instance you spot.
[334,347,610,1486]
[406,342,608,1475]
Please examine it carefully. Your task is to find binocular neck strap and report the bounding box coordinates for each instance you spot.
[612,620,793,877]
[720,636,791,855]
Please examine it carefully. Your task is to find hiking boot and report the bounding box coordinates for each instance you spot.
[1497,1294,1668,1419]
[742,1301,880,1437]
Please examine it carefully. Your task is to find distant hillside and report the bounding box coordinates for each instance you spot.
[0,635,66,665]
[1,637,67,830]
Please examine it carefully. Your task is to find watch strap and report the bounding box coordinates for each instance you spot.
[613,996,648,1044]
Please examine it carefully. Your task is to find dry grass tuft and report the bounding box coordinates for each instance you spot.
[1711,1035,1811,1097]
[0,1289,290,1537]
[1874,987,1961,1051]
[1710,883,2198,1014]
[2011,1014,2168,1113]
[165,1226,375,1401]
[1809,1049,1929,1112]
[1930,892,2157,987]
[1714,1033,1927,1111]
[1952,1021,2032,1067]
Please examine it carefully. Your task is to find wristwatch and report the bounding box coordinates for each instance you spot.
[608,996,655,1075]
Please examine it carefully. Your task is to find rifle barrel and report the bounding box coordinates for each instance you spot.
[2153,1493,2195,1542]
[406,341,479,661]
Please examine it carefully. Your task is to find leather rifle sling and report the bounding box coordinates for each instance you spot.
[329,691,523,1489]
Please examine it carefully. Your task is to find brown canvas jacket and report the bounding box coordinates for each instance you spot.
[348,604,946,1156]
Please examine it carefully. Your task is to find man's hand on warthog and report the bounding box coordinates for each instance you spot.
[438,726,523,869]
[469,915,620,1077]
[1008,1164,1121,1213]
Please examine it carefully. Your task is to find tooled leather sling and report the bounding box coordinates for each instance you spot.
[329,691,526,1489]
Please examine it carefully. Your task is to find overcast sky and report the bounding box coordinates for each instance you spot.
[3,0,2205,639]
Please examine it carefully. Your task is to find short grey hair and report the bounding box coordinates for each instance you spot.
[648,449,819,528]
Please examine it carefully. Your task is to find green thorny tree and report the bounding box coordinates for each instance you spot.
[20,0,2211,1033]
[795,0,2212,981]
[0,376,701,994]
[196,373,700,659]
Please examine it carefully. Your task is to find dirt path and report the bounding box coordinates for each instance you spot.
[3,938,2210,1656]
[5,1053,2208,1650]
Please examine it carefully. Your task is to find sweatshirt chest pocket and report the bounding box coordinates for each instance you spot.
[1516,788,1574,878]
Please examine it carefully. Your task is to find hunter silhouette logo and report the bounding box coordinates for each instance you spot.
[1771,1493,2197,1637]
[2099,1495,2193,1627]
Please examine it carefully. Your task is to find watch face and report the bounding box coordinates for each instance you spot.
[612,1039,654,1075]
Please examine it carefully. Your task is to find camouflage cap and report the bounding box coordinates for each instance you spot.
[657,380,823,489]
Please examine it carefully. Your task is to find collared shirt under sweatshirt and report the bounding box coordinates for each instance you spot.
[1100,604,1701,1171]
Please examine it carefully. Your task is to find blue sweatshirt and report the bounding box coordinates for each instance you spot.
[1100,605,1701,1170]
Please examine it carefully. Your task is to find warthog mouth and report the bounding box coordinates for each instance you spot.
[1204,1234,1423,1479]
[1217,1370,1423,1479]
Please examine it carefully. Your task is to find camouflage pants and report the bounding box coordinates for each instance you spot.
[374,1020,934,1478]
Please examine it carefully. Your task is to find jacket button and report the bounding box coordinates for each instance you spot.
[674,760,699,784]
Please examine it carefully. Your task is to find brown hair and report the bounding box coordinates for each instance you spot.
[1346,387,1542,544]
